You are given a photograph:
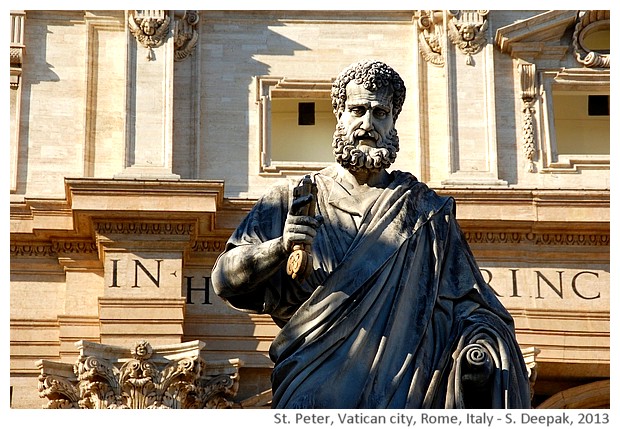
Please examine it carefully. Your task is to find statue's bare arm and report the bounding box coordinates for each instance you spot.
[212,194,321,298]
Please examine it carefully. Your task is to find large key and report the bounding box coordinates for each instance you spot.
[286,175,318,280]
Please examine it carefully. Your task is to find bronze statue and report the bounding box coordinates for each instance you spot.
[212,59,531,408]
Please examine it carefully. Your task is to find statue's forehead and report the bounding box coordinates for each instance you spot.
[345,82,393,106]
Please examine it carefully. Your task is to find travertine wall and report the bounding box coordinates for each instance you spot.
[193,11,416,197]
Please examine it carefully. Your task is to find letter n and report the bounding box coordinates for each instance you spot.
[133,259,162,288]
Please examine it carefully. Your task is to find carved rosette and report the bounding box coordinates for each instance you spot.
[447,10,489,65]
[572,11,610,68]
[128,10,171,61]
[174,11,200,62]
[416,10,445,67]
[37,340,241,409]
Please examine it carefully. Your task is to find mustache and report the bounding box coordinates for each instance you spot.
[332,125,399,173]
[352,129,380,142]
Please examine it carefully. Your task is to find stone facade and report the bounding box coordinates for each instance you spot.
[10,10,609,409]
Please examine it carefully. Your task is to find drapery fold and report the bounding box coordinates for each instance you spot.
[217,165,530,409]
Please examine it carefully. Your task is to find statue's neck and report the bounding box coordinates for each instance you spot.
[337,165,391,189]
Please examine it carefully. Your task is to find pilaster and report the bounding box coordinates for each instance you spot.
[117,10,178,179]
[442,10,506,186]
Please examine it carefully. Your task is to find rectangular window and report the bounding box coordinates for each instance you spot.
[552,92,609,156]
[298,102,316,125]
[588,95,609,116]
[256,77,336,175]
[538,70,610,173]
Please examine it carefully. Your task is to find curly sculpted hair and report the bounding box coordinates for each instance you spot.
[331,59,406,121]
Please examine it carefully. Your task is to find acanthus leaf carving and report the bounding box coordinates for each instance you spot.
[37,373,80,409]
[10,11,25,88]
[75,355,125,409]
[37,340,242,409]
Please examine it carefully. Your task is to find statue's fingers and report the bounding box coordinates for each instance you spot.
[290,194,313,215]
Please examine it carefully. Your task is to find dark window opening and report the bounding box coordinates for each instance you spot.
[298,102,315,125]
[588,95,609,116]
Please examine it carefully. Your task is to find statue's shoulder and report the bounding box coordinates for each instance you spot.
[391,170,455,215]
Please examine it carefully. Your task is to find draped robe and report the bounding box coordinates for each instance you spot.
[215,165,531,408]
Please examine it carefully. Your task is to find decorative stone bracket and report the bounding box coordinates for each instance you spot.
[37,340,242,409]
[128,10,171,61]
[128,10,200,61]
[416,10,490,67]
[447,10,489,66]
[10,11,25,88]
[521,347,540,401]
[416,10,445,67]
[174,10,200,62]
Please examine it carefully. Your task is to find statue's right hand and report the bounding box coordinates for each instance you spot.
[282,194,323,252]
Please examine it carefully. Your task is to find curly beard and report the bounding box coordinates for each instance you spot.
[332,124,399,173]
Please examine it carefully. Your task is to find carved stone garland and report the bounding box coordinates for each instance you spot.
[572,10,610,68]
[519,62,537,173]
[447,10,489,66]
[37,340,241,409]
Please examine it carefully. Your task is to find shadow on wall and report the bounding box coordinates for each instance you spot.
[194,12,312,196]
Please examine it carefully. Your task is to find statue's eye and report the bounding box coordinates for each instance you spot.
[350,107,366,117]
[374,109,388,119]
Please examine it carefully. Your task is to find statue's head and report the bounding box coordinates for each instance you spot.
[331,59,406,122]
[330,60,406,173]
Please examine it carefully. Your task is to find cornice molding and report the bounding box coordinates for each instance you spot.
[95,220,195,236]
[495,10,578,61]
[462,231,609,247]
[191,239,228,253]
[10,243,56,258]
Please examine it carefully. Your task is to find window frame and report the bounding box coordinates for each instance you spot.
[538,69,610,173]
[255,76,335,176]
